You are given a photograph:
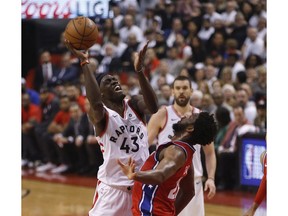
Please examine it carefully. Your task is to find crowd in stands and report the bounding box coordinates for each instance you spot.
[22,0,266,189]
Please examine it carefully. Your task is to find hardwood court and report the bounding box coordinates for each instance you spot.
[22,170,266,216]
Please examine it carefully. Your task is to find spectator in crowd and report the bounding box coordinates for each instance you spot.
[239,1,254,23]
[22,78,40,105]
[155,1,179,32]
[52,102,82,174]
[165,46,185,77]
[150,59,175,91]
[234,88,257,124]
[153,30,168,59]
[34,87,60,165]
[119,14,144,43]
[257,16,266,40]
[36,94,71,173]
[229,12,248,49]
[101,18,115,44]
[53,52,80,86]
[204,2,223,24]
[79,98,104,176]
[214,106,231,186]
[22,93,42,167]
[219,66,233,86]
[65,84,86,113]
[98,42,119,74]
[204,65,218,93]
[222,83,237,113]
[248,1,267,28]
[221,0,237,32]
[29,50,60,92]
[217,105,258,190]
[139,8,158,32]
[157,83,174,107]
[245,54,263,69]
[108,31,128,58]
[111,3,124,30]
[202,93,217,114]
[198,18,215,45]
[251,65,266,98]
[188,36,207,64]
[241,27,265,61]
[225,52,246,82]
[121,33,140,72]
[190,89,203,110]
[254,97,267,133]
[166,17,186,48]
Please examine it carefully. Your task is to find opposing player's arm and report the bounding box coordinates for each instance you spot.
[118,145,186,185]
[147,107,167,146]
[175,165,195,215]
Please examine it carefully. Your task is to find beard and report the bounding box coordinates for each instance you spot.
[172,121,188,134]
[174,96,190,107]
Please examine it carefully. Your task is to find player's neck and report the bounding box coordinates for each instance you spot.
[173,103,193,116]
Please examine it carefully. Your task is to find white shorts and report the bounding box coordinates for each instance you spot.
[89,181,133,216]
[178,176,204,216]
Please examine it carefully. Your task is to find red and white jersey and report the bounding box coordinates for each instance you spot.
[132,141,195,216]
[157,105,203,178]
[96,99,149,187]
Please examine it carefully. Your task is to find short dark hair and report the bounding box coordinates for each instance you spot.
[95,72,109,86]
[192,112,217,145]
[172,76,191,88]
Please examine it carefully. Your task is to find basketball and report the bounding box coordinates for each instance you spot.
[64,16,98,50]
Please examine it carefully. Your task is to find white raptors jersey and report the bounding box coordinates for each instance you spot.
[157,105,203,178]
[96,99,149,187]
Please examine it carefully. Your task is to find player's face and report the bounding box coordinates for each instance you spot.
[172,80,192,107]
[172,114,197,135]
[100,75,126,101]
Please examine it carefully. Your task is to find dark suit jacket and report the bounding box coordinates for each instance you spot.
[34,63,60,92]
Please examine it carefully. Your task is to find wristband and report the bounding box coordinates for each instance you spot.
[208,177,215,181]
[80,59,89,66]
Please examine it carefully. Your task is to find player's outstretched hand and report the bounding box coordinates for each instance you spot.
[134,40,150,73]
[118,157,136,180]
[204,178,216,199]
[64,39,89,62]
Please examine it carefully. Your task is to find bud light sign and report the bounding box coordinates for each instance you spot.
[22,0,112,19]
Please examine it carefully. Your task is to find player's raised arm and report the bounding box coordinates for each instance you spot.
[64,40,105,126]
[118,145,186,185]
[131,41,158,115]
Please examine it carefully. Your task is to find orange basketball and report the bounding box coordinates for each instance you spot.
[64,16,98,50]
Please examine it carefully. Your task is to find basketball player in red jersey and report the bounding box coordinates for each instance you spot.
[147,76,217,216]
[64,40,158,216]
[244,150,267,216]
[118,112,217,216]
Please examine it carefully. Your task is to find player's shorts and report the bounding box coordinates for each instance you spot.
[89,181,133,216]
[178,176,205,216]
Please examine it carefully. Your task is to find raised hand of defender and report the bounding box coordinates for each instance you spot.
[134,40,149,73]
[64,39,89,62]
[118,157,136,180]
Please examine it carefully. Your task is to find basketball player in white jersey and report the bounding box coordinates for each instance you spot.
[65,40,158,216]
[147,76,216,216]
